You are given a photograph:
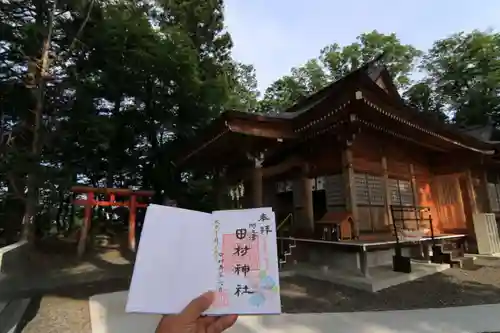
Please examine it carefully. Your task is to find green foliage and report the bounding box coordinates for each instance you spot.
[2,0,500,243]
[225,62,260,111]
[419,30,500,126]
[403,80,448,123]
[258,30,423,113]
[258,29,500,128]
[0,0,247,239]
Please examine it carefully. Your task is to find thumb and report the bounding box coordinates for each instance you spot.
[179,291,215,321]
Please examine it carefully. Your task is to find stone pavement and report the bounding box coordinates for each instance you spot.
[0,298,30,333]
[0,249,132,333]
[89,291,500,333]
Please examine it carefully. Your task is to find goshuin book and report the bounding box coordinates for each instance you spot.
[126,204,282,315]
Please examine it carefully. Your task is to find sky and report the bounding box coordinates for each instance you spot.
[224,0,500,93]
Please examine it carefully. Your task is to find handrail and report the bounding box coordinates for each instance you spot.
[276,234,466,247]
[277,213,293,231]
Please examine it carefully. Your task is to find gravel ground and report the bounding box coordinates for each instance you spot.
[16,259,500,332]
[281,263,500,313]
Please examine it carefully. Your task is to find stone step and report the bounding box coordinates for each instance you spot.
[450,256,476,270]
[0,298,30,333]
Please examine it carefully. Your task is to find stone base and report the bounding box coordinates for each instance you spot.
[282,261,449,292]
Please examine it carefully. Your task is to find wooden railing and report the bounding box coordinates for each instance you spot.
[390,205,435,273]
[277,213,294,268]
[277,213,293,233]
[390,205,435,245]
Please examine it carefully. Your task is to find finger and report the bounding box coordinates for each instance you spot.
[208,315,238,333]
[199,315,217,327]
[155,316,174,333]
[179,291,215,321]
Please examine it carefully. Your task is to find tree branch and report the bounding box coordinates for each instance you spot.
[68,0,95,52]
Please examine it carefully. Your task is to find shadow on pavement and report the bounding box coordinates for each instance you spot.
[14,296,41,333]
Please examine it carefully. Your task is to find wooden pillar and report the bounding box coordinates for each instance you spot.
[359,250,370,278]
[252,167,263,207]
[480,171,492,213]
[77,191,94,257]
[262,178,276,208]
[129,194,137,251]
[215,171,229,210]
[343,148,359,238]
[465,170,479,215]
[292,172,315,236]
[409,164,419,205]
[300,176,315,233]
[459,170,479,243]
[381,156,392,228]
[409,164,420,227]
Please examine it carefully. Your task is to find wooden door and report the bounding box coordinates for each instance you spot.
[432,174,467,234]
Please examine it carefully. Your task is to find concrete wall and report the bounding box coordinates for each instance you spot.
[0,241,28,274]
[366,248,411,267]
[290,240,413,275]
[309,246,360,272]
[309,246,411,271]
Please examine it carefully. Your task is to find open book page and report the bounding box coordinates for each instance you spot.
[126,204,216,314]
[206,207,281,315]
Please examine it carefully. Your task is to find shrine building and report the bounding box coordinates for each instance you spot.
[175,55,500,282]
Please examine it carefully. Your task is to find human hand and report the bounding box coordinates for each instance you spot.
[155,291,238,333]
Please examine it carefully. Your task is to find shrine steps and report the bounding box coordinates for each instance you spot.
[278,238,296,268]
[450,256,476,269]
[431,242,476,270]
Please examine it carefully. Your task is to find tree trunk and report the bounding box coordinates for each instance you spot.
[66,192,76,236]
[54,190,65,232]
[20,0,56,243]
[60,194,70,232]
[20,179,37,242]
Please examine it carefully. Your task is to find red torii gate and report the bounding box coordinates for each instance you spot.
[71,186,154,257]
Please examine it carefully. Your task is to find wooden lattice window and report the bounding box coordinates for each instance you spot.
[399,180,414,205]
[488,183,500,212]
[325,174,345,206]
[388,179,400,204]
[354,174,369,205]
[367,175,384,206]
[389,178,415,206]
[354,173,384,206]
